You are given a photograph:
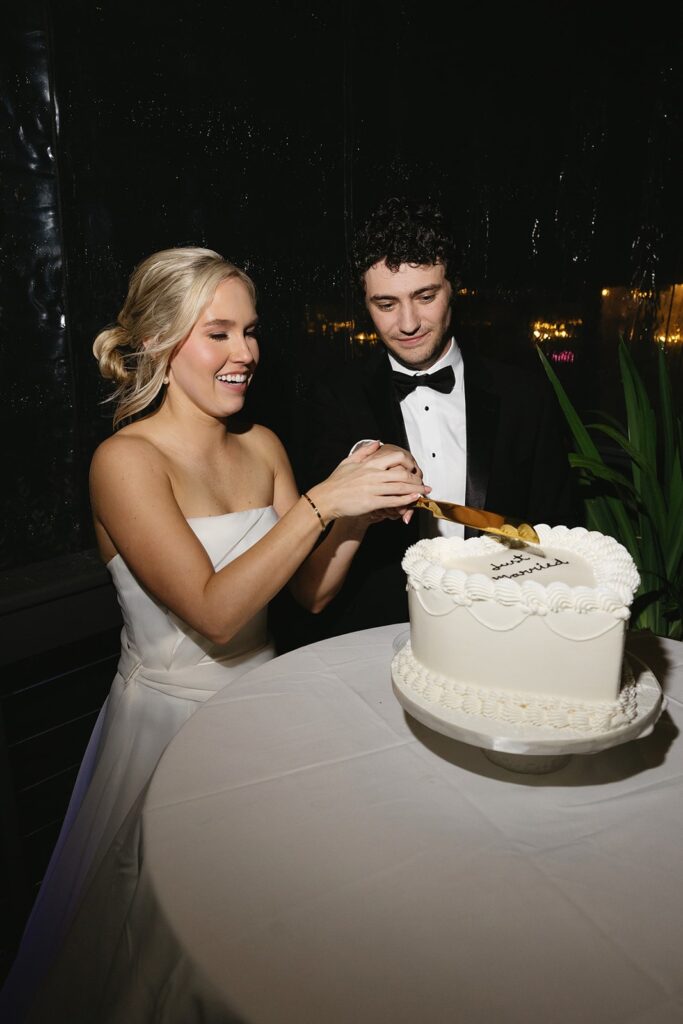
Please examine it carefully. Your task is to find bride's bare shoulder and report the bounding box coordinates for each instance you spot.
[242,421,282,450]
[240,422,287,459]
[90,426,168,485]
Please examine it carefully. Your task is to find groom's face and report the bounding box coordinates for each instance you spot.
[363,260,453,371]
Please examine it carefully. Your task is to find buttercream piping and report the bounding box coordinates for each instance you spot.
[402,524,640,617]
[393,642,638,733]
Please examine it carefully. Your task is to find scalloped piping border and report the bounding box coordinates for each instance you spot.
[401,525,640,617]
[392,642,638,733]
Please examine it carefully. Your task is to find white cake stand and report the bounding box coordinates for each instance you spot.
[390,630,666,775]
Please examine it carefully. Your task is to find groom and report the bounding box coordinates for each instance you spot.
[300,196,580,639]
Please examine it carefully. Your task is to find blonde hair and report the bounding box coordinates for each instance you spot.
[93,247,256,427]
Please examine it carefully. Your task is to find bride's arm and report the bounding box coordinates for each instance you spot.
[90,432,423,644]
[273,440,424,614]
[287,512,373,613]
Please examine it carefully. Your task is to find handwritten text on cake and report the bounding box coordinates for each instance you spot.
[490,553,570,580]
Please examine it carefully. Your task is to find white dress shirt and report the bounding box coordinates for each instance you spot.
[388,338,467,538]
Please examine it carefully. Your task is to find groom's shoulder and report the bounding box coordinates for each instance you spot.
[463,343,553,400]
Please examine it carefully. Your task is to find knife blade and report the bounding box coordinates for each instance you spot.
[415,496,539,543]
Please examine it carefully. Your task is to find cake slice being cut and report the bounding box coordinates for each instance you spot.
[394,525,641,734]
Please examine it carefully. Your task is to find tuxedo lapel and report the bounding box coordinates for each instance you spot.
[463,346,500,511]
[364,350,409,449]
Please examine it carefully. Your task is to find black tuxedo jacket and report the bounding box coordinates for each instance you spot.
[297,342,581,641]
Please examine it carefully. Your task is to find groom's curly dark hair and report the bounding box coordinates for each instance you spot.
[352,197,461,291]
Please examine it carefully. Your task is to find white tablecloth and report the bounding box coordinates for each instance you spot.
[140,626,683,1024]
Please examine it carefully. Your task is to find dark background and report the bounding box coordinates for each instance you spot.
[0,0,682,978]
[2,0,682,571]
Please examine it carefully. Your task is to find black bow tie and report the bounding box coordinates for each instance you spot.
[392,364,455,399]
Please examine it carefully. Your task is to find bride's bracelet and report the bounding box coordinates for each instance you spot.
[302,492,326,531]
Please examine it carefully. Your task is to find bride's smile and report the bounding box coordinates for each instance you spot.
[166,275,259,416]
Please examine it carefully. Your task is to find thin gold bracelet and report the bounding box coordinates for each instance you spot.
[302,491,326,531]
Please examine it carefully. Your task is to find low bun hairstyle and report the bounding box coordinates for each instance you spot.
[92,325,133,385]
[93,247,256,428]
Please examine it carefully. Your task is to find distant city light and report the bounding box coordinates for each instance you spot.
[531,319,582,342]
[600,283,683,346]
[308,283,683,351]
[306,314,378,343]
[655,331,682,346]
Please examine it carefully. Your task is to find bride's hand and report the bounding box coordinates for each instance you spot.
[346,442,430,524]
[308,444,429,524]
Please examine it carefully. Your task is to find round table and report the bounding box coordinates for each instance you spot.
[140,625,683,1024]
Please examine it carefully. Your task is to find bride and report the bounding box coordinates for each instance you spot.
[1,247,426,1022]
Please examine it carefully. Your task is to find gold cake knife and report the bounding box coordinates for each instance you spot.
[415,496,539,543]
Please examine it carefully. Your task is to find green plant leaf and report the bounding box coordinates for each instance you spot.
[568,455,637,493]
[666,454,683,549]
[658,345,677,493]
[584,497,619,537]
[665,496,683,581]
[538,349,604,460]
[584,409,626,432]
[585,423,650,471]
[618,346,649,463]
[586,424,667,534]
[538,340,682,639]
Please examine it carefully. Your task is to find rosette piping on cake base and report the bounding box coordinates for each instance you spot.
[397,525,641,735]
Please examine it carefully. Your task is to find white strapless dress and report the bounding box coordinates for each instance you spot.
[0,507,279,1024]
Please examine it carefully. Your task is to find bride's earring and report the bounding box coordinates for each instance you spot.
[163,375,170,385]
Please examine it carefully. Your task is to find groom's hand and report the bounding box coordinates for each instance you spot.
[346,442,429,525]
